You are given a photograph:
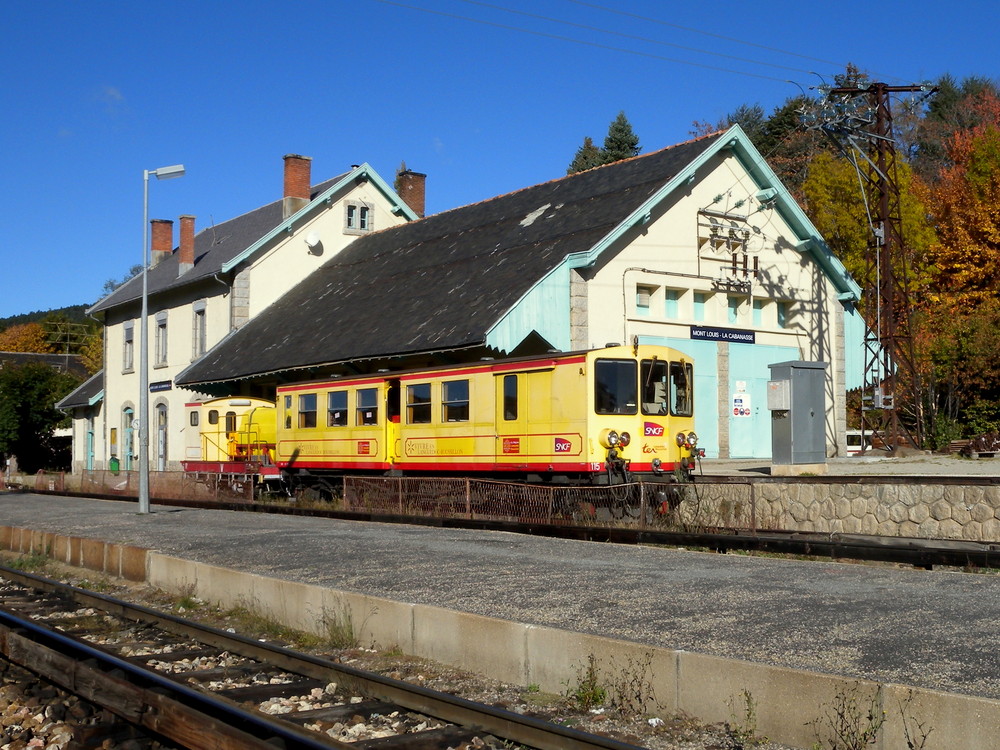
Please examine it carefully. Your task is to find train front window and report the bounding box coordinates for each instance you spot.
[640,359,669,415]
[327,391,347,426]
[442,380,469,422]
[298,394,317,428]
[594,359,637,415]
[670,361,694,416]
[357,388,378,426]
[407,383,432,424]
[225,411,237,433]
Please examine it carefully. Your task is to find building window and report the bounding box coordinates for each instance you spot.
[693,292,707,322]
[635,285,655,316]
[442,380,469,422]
[327,391,348,426]
[345,201,374,234]
[752,299,764,327]
[407,383,432,424]
[298,394,317,428]
[192,301,207,358]
[664,289,679,319]
[357,387,379,425]
[728,296,742,324]
[777,301,792,328]
[154,312,168,367]
[122,322,134,372]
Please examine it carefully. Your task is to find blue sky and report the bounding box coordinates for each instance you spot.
[1,0,995,319]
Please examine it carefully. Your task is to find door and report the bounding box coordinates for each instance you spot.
[494,373,526,469]
[156,404,168,471]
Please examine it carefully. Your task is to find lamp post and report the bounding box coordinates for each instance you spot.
[139,163,185,515]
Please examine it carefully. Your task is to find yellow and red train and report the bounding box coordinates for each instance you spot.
[183,344,699,494]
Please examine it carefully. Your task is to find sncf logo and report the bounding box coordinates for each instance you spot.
[554,437,572,452]
[644,422,664,437]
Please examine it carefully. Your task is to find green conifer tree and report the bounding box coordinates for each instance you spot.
[602,111,641,162]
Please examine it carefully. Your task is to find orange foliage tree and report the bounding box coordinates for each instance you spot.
[0,323,54,353]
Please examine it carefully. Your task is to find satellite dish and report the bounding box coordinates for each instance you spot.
[305,231,321,250]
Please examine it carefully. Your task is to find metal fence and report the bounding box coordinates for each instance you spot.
[1,469,764,533]
[2,469,254,503]
[341,476,764,532]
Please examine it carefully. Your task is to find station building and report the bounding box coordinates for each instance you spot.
[61,126,863,471]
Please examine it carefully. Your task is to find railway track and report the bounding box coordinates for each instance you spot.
[0,565,644,750]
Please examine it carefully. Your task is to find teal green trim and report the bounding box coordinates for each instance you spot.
[221,163,417,274]
[488,124,860,354]
[88,390,104,407]
[486,264,571,351]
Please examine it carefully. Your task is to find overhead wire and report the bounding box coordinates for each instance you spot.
[454,0,817,76]
[371,0,803,83]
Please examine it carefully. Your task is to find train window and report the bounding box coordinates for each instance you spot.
[503,374,517,420]
[407,383,432,424]
[357,388,379,426]
[208,410,219,425]
[225,411,237,433]
[640,359,669,415]
[327,391,348,426]
[670,361,694,417]
[442,380,469,422]
[594,360,638,415]
[283,395,292,429]
[190,411,199,427]
[298,394,317,429]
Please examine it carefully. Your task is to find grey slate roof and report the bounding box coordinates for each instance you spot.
[89,176,344,316]
[177,134,723,386]
[56,370,103,410]
[0,352,88,379]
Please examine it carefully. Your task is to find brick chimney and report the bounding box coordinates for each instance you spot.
[178,215,196,276]
[283,154,312,219]
[150,219,173,267]
[397,170,427,218]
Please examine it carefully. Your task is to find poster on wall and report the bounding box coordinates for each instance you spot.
[732,393,752,417]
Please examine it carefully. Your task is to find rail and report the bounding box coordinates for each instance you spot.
[0,565,645,750]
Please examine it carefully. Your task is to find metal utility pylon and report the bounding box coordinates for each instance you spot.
[821,82,928,450]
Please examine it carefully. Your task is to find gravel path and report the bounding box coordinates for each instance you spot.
[1,491,999,703]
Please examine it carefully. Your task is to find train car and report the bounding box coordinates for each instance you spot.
[182,397,279,492]
[275,344,698,491]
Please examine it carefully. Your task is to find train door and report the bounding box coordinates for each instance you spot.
[386,381,401,464]
[495,372,526,469]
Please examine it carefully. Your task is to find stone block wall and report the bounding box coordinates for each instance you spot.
[688,481,1000,542]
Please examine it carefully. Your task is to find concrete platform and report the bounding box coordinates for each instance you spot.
[1,491,999,749]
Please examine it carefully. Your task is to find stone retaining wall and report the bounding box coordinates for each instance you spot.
[688,481,1000,542]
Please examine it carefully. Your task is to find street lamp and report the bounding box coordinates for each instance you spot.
[139,163,185,515]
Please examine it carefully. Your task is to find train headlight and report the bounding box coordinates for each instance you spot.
[651,457,662,474]
[599,429,620,449]
[687,431,699,447]
[619,431,631,447]
[676,431,686,447]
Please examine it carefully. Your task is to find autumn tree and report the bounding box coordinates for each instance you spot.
[920,93,1000,300]
[0,362,80,473]
[79,329,104,374]
[0,323,54,353]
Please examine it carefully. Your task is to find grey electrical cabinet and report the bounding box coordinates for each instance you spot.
[767,360,828,465]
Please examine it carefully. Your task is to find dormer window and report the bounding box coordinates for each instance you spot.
[345,201,374,235]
